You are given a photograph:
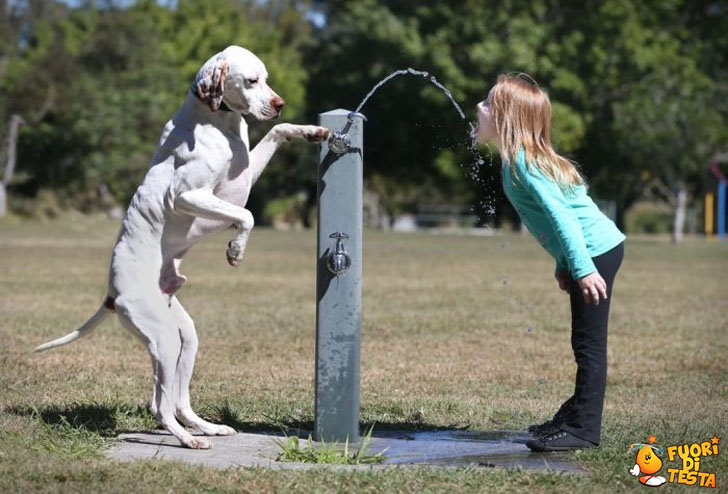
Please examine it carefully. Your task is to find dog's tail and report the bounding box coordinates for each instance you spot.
[34,296,115,352]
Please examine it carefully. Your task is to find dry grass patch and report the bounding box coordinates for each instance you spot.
[1,215,726,492]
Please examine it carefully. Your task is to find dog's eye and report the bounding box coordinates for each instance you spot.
[247,78,258,85]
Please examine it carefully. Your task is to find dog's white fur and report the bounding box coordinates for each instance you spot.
[35,46,330,449]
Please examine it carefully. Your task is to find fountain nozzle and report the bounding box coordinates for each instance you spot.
[326,232,351,275]
[328,131,351,154]
[328,111,366,155]
[347,111,367,123]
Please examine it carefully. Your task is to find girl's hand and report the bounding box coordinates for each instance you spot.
[577,272,608,306]
[554,271,570,292]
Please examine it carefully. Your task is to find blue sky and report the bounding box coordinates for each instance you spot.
[50,0,326,27]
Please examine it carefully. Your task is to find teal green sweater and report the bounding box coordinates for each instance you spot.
[501,149,626,279]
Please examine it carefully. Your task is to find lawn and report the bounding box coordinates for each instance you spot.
[1,214,726,492]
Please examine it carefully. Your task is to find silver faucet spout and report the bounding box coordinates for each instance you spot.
[347,111,367,123]
[327,111,366,154]
[328,131,351,154]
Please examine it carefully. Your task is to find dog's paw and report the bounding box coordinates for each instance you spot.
[184,436,212,450]
[212,424,236,436]
[273,124,330,143]
[194,421,236,436]
[226,240,244,267]
[302,125,331,143]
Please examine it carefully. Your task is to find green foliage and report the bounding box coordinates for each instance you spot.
[306,0,728,226]
[262,191,310,227]
[612,58,726,190]
[10,188,65,219]
[4,0,312,212]
[274,425,387,464]
[625,201,673,234]
[1,0,726,229]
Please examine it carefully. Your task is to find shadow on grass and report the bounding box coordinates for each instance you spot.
[6,401,473,440]
[212,402,469,438]
[5,402,156,437]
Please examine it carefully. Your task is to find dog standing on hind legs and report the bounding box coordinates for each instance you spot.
[34,46,331,449]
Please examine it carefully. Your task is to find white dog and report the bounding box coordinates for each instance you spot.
[35,46,331,449]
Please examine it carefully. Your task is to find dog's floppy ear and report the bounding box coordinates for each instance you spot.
[196,55,229,112]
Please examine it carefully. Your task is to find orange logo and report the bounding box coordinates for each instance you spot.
[629,435,719,488]
[629,435,667,487]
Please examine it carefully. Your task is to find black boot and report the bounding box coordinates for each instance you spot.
[527,419,562,436]
[526,430,597,452]
[528,396,575,436]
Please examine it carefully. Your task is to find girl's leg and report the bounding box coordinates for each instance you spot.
[559,242,624,444]
[529,395,573,434]
[552,395,575,423]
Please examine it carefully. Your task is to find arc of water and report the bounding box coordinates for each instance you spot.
[349,67,496,220]
[354,67,466,120]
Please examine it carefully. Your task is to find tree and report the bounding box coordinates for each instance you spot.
[4,0,313,218]
[306,0,728,233]
[0,114,24,216]
[549,0,728,234]
[3,0,726,231]
[0,0,69,216]
[612,61,726,242]
[304,0,593,225]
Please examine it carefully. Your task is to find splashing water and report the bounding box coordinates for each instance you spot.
[352,67,498,221]
[354,68,466,119]
[462,137,498,218]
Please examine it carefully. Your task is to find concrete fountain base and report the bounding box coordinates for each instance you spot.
[107,429,584,472]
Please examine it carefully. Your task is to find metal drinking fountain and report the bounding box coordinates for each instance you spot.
[327,111,367,155]
[326,232,351,276]
[312,69,467,444]
[314,109,366,442]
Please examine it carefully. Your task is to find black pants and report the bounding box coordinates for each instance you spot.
[552,242,624,444]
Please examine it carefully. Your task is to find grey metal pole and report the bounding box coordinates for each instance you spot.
[314,109,363,443]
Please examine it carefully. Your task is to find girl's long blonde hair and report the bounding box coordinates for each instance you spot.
[490,73,585,192]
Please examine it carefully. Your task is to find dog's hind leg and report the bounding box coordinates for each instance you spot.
[169,296,235,436]
[115,295,211,449]
[173,188,254,267]
[148,359,159,417]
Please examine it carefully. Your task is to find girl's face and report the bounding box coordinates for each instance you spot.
[471,89,496,145]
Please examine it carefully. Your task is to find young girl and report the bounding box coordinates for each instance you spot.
[471,74,625,452]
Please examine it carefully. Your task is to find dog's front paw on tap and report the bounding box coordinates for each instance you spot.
[304,125,331,143]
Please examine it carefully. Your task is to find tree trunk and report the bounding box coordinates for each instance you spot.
[0,182,6,217]
[672,182,687,244]
[0,114,25,217]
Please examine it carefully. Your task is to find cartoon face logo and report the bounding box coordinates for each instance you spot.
[629,438,667,487]
[636,446,662,475]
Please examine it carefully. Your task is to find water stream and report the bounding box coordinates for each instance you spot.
[354,68,466,119]
[352,67,497,220]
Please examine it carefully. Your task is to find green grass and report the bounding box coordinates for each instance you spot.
[1,213,726,492]
[274,426,386,464]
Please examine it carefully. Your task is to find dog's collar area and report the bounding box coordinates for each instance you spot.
[189,82,234,112]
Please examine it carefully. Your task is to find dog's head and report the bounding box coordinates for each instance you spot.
[194,46,284,120]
